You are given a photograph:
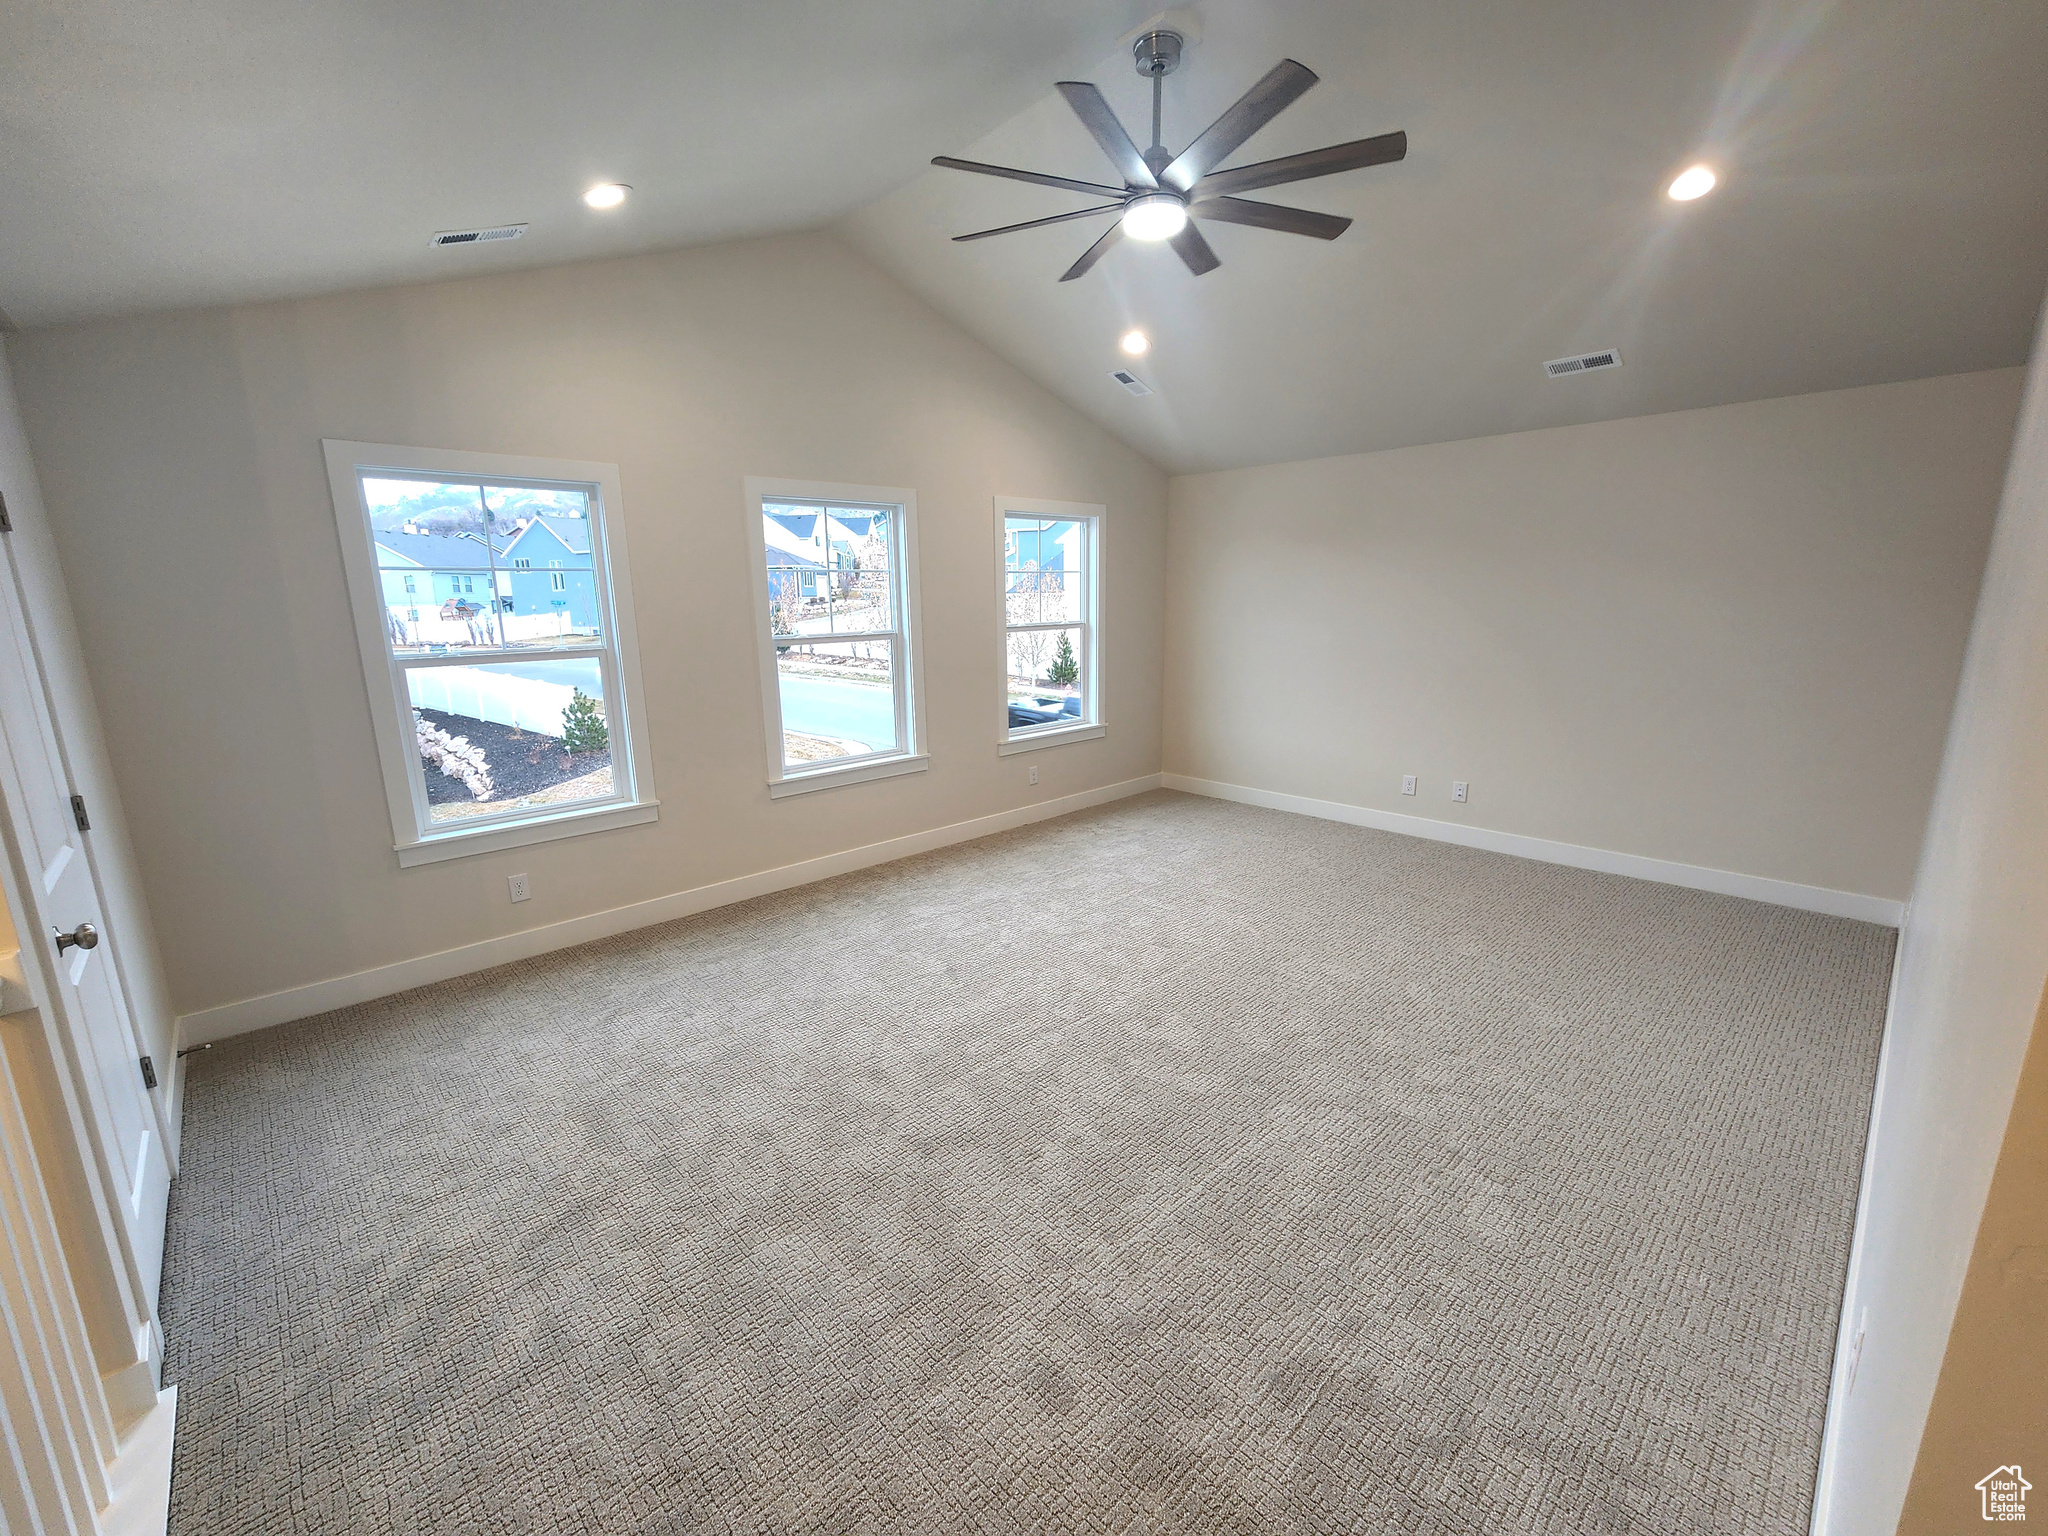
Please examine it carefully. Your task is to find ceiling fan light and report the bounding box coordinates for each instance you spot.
[1121,193,1188,242]
[1666,164,1716,201]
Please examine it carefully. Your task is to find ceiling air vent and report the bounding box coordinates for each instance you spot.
[1544,346,1623,379]
[430,224,527,248]
[1110,369,1153,397]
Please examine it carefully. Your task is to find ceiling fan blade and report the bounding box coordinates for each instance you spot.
[931,156,1126,200]
[1059,220,1125,282]
[1170,221,1222,276]
[953,205,1120,242]
[1188,196,1351,240]
[1055,82,1156,188]
[1193,131,1408,199]
[1161,59,1318,190]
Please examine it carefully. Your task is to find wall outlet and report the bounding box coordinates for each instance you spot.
[1401,775,1417,796]
[1451,781,1468,803]
[1028,766,1039,786]
[508,873,531,903]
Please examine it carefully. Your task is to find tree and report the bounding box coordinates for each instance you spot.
[1006,563,1056,687]
[561,688,609,754]
[1047,631,1078,688]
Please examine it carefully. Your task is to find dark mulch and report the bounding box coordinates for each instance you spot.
[418,708,610,806]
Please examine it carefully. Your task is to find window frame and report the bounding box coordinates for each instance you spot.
[323,439,659,866]
[743,476,928,798]
[995,495,1106,756]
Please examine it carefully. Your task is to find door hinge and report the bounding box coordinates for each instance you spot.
[0,491,11,532]
[139,1055,158,1091]
[70,794,90,832]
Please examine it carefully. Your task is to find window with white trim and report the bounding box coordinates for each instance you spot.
[323,440,659,865]
[998,497,1103,753]
[745,477,926,798]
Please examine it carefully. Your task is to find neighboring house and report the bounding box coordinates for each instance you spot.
[763,508,880,601]
[373,530,496,629]
[1005,519,1080,599]
[497,515,599,631]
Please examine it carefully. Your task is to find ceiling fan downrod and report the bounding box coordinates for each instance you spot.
[1133,29,1183,176]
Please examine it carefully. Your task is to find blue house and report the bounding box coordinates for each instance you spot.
[498,516,599,633]
[373,530,496,625]
[1004,518,1080,597]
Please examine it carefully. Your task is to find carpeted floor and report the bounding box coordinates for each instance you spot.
[161,790,1892,1535]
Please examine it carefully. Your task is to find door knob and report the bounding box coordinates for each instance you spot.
[55,922,98,954]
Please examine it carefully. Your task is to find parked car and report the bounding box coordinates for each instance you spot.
[1008,695,1082,728]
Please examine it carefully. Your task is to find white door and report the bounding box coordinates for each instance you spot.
[0,536,168,1312]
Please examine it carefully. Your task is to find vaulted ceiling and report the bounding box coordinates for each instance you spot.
[0,0,1157,327]
[844,0,2048,471]
[4,0,2045,474]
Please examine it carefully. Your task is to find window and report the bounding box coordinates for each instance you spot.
[550,572,567,592]
[514,558,532,570]
[997,496,1104,753]
[323,440,658,865]
[745,477,925,797]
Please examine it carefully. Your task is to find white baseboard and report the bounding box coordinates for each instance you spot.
[1161,773,1904,926]
[100,1384,176,1536]
[178,774,1164,1046]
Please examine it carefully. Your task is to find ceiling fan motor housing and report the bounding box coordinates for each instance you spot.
[1133,30,1184,79]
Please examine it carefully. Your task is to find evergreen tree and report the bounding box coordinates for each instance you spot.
[561,688,609,754]
[1047,631,1079,688]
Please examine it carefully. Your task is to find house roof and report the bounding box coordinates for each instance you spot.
[766,509,879,542]
[500,516,592,560]
[374,531,493,569]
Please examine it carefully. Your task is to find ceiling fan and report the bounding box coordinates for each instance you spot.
[933,29,1407,281]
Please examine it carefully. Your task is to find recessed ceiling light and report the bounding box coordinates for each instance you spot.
[583,183,631,210]
[1120,329,1150,356]
[1120,193,1188,243]
[1666,164,1717,202]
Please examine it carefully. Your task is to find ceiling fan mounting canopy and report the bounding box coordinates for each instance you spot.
[932,32,1408,280]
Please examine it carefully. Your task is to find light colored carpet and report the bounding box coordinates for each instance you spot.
[161,790,1891,1535]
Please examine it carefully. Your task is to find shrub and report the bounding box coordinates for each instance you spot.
[562,688,609,754]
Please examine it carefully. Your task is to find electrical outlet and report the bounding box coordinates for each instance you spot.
[507,873,531,903]
[1401,775,1417,796]
[1028,765,1039,786]
[1451,781,1468,803]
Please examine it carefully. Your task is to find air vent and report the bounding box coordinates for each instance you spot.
[1110,369,1153,397]
[1544,346,1623,378]
[430,224,528,248]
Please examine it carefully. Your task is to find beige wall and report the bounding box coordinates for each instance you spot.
[4,232,1167,1021]
[1897,975,2048,1532]
[1811,303,2048,1536]
[1163,370,2022,901]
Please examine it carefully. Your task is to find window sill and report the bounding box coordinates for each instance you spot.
[998,723,1106,756]
[769,754,929,799]
[395,799,660,867]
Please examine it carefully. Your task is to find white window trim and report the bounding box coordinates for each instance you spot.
[995,495,1105,755]
[323,439,659,866]
[744,476,928,798]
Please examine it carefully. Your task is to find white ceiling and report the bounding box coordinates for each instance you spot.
[0,0,1157,328]
[4,1,2045,474]
[843,0,2048,471]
